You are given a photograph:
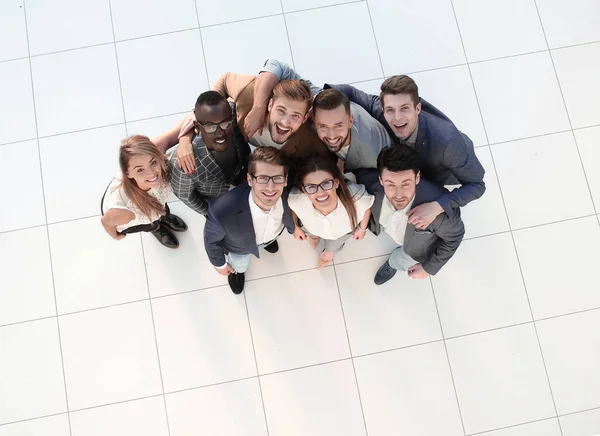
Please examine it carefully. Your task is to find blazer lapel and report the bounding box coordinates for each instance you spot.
[345,128,363,171]
[414,113,428,152]
[403,184,424,246]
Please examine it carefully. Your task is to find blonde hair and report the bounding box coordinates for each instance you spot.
[117,135,170,219]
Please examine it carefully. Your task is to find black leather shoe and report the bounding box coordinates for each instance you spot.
[374,260,397,285]
[160,214,187,232]
[263,240,279,254]
[151,225,179,249]
[228,272,245,294]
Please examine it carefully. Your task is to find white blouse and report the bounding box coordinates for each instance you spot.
[102,175,172,232]
[288,182,374,240]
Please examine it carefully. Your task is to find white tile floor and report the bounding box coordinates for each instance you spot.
[1,0,599,435]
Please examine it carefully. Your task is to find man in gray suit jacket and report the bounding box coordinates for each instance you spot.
[247,59,392,184]
[371,143,464,285]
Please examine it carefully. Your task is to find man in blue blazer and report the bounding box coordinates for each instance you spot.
[327,75,485,230]
[204,146,295,294]
[370,143,465,284]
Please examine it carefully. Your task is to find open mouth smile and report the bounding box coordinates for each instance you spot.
[275,124,291,135]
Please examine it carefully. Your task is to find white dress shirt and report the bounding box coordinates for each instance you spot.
[379,195,415,245]
[249,191,285,245]
[288,183,374,240]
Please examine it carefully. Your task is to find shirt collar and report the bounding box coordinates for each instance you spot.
[406,122,419,145]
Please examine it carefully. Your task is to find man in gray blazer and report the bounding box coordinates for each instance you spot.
[370,143,464,285]
[246,59,392,185]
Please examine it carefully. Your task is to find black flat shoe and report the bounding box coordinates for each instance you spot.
[151,225,179,249]
[374,260,397,285]
[160,214,187,232]
[263,240,279,254]
[228,272,245,294]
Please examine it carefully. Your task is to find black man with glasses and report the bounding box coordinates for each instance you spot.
[204,147,295,294]
[168,91,250,216]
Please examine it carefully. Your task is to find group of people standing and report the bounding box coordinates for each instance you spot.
[101,59,486,294]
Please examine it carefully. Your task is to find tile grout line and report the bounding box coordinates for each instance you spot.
[364,0,386,78]
[5,119,600,151]
[0,110,194,148]
[448,3,556,435]
[107,0,128,135]
[127,237,169,433]
[4,309,600,429]
[532,0,600,231]
[331,264,370,436]
[278,0,297,70]
[1,204,596,246]
[140,236,173,436]
[21,1,73,435]
[107,1,170,432]
[192,0,212,90]
[466,416,559,436]
[5,300,599,351]
[428,275,468,436]
[242,292,271,436]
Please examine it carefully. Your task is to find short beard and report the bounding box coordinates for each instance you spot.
[325,129,351,153]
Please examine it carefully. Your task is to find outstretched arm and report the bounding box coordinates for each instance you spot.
[246,59,321,138]
[101,208,135,240]
[421,211,465,276]
[203,205,229,268]
[435,134,486,214]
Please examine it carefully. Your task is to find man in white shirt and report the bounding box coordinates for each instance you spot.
[204,147,295,294]
[370,143,465,285]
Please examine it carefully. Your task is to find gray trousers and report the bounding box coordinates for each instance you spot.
[388,246,417,271]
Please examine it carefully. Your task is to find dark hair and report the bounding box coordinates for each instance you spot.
[248,146,289,175]
[377,142,421,176]
[295,154,358,229]
[272,79,313,114]
[380,75,419,107]
[195,90,228,108]
[312,88,351,115]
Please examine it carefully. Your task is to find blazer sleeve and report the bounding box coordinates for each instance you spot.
[436,133,486,215]
[282,192,296,234]
[326,84,386,126]
[203,204,228,267]
[421,210,465,275]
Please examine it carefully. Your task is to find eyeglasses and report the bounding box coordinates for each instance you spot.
[250,174,286,185]
[196,120,234,134]
[303,178,335,195]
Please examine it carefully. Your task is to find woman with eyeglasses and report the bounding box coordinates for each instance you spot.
[288,154,374,269]
[101,135,187,249]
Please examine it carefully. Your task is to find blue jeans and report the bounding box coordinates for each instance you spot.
[226,242,269,273]
[388,246,417,271]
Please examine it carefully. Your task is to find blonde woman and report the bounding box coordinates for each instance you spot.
[101,135,187,249]
[289,154,374,268]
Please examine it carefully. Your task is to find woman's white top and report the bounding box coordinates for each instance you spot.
[102,175,172,232]
[288,182,374,240]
